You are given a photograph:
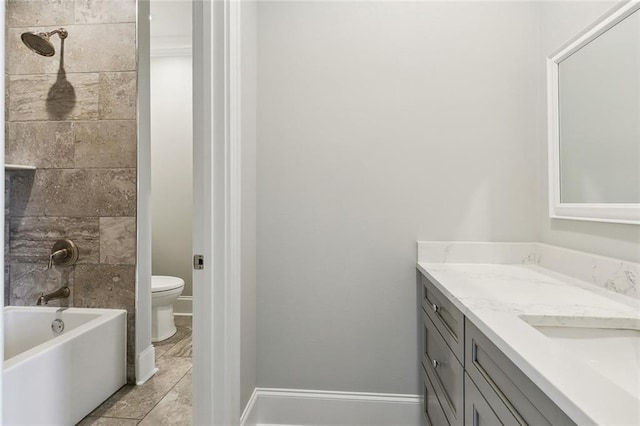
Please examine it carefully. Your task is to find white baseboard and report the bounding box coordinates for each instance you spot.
[174,296,193,315]
[240,388,260,426]
[240,388,422,426]
[136,345,158,385]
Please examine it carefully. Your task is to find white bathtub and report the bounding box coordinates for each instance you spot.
[3,306,127,425]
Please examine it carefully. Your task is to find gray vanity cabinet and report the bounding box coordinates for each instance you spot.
[421,274,464,362]
[464,374,510,426]
[422,311,464,426]
[419,272,576,426]
[422,365,451,426]
[465,320,575,426]
[421,273,465,426]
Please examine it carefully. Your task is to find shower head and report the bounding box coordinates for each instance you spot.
[21,28,68,57]
[21,33,55,56]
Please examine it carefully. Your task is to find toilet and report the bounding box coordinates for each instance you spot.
[151,275,185,342]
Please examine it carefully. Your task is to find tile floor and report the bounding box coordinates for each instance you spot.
[78,316,193,426]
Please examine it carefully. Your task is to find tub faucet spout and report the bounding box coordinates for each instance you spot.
[36,286,70,305]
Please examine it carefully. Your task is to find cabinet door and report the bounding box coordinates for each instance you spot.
[421,274,465,362]
[465,374,518,426]
[423,311,463,425]
[422,365,450,426]
[465,319,576,426]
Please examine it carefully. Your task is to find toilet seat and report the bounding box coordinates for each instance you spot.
[152,275,185,293]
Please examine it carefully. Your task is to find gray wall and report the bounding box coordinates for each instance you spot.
[150,54,194,296]
[538,1,640,262]
[256,1,540,394]
[241,0,258,411]
[4,0,138,382]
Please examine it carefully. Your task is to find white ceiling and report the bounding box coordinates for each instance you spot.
[150,0,192,50]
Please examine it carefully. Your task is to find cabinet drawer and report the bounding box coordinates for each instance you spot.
[422,365,450,426]
[465,373,518,426]
[423,311,464,426]
[421,273,464,362]
[465,319,575,426]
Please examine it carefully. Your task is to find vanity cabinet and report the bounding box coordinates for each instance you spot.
[465,320,575,426]
[421,274,464,362]
[422,364,450,426]
[420,272,576,426]
[422,311,464,425]
[421,273,464,425]
[464,374,506,426]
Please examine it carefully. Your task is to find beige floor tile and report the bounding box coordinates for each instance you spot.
[174,315,192,330]
[154,325,191,358]
[77,416,139,425]
[165,335,192,358]
[138,370,192,426]
[154,344,170,359]
[90,356,192,420]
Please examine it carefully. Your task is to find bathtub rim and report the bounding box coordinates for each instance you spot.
[3,306,127,371]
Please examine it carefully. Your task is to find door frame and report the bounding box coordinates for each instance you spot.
[136,0,155,386]
[0,0,5,419]
[192,0,242,424]
[0,0,241,422]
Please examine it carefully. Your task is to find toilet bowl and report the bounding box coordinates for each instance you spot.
[151,275,185,342]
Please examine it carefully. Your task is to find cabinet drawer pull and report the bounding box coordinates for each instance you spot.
[432,359,440,369]
[431,303,440,313]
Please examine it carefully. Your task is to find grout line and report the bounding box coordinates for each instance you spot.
[7,119,138,123]
[6,69,137,75]
[8,119,136,124]
[92,414,141,421]
[8,22,137,30]
[8,71,136,77]
[4,167,137,171]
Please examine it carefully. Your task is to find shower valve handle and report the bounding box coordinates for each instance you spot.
[48,239,79,269]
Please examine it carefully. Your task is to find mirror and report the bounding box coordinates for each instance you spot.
[548,1,640,224]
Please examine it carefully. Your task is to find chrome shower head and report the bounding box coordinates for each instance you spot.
[21,28,68,57]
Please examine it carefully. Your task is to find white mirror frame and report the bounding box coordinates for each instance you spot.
[547,0,640,225]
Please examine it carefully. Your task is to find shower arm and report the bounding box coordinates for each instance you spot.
[45,28,68,40]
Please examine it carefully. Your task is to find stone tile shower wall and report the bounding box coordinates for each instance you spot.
[4,0,138,382]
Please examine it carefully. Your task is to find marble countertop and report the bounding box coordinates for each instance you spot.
[417,261,640,426]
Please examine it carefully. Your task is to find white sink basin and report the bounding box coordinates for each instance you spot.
[519,315,640,398]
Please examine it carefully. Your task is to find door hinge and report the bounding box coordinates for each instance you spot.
[193,254,204,270]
